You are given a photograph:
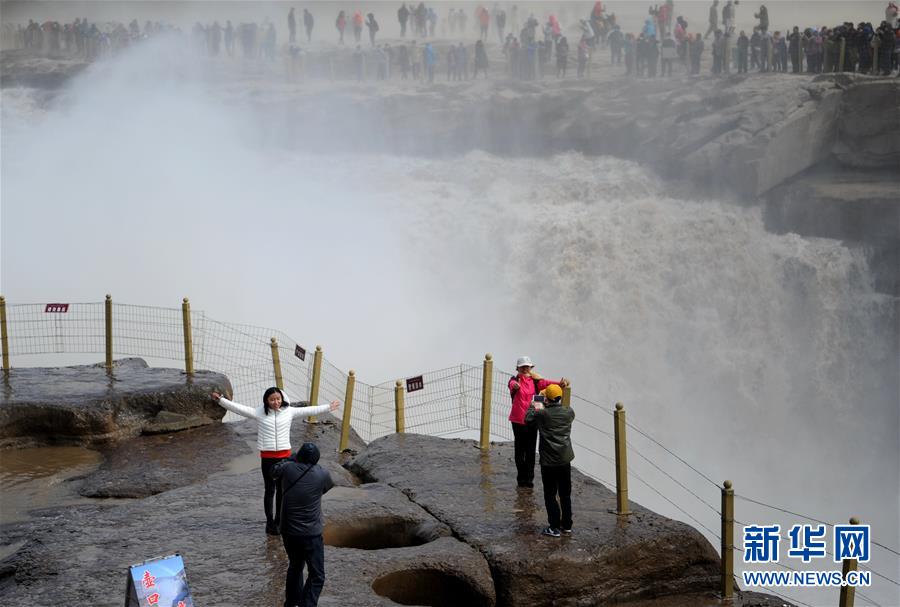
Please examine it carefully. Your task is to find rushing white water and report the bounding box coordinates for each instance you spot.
[2,40,897,606]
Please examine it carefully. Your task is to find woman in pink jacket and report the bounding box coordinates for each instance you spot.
[507,356,567,488]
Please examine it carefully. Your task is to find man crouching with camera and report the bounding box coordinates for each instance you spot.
[525,384,575,538]
[271,442,334,607]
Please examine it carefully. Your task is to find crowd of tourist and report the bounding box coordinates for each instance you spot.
[4,2,899,80]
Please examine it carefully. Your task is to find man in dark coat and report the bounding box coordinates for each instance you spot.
[690,33,704,74]
[525,384,576,537]
[789,25,802,72]
[738,29,750,72]
[398,3,410,37]
[272,443,334,607]
[304,9,314,43]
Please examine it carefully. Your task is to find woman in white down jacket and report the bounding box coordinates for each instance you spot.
[210,386,339,535]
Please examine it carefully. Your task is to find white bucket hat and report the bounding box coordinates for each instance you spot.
[516,356,534,369]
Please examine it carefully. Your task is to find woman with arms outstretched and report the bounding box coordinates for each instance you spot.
[210,387,339,535]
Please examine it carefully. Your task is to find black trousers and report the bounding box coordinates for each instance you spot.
[541,463,573,530]
[260,456,289,526]
[282,533,325,607]
[512,422,538,486]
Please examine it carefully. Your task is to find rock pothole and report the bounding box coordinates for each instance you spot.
[372,568,494,607]
[324,515,439,549]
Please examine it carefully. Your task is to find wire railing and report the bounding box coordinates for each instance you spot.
[1,298,896,607]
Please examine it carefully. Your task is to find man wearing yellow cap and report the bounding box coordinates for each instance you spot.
[525,383,575,537]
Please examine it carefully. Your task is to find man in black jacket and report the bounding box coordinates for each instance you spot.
[272,442,334,607]
[525,384,575,538]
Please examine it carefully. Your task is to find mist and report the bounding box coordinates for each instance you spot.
[2,8,898,605]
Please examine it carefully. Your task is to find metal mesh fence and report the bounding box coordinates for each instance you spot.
[6,302,105,356]
[369,380,397,440]
[0,303,610,446]
[114,303,184,361]
[400,364,465,435]
[270,334,313,405]
[489,367,516,441]
[194,318,303,420]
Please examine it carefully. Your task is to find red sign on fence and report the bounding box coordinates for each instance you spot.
[44,303,70,313]
[294,345,306,361]
[406,375,425,393]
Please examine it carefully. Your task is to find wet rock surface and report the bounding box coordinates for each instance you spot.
[0,412,794,607]
[349,433,722,606]
[76,421,256,498]
[322,483,453,549]
[0,403,355,605]
[0,358,231,447]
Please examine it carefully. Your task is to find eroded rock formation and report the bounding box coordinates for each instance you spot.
[0,358,230,447]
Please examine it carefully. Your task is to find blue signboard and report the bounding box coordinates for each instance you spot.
[125,553,194,607]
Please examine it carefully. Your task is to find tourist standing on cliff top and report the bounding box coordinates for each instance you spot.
[755,4,769,34]
[304,9,314,43]
[705,0,718,39]
[474,39,489,77]
[352,10,363,43]
[507,357,568,489]
[557,35,570,77]
[366,13,379,47]
[288,7,296,44]
[271,442,333,607]
[424,41,436,82]
[690,32,704,73]
[336,10,346,44]
[398,3,410,37]
[525,384,575,537]
[738,30,749,73]
[886,2,899,28]
[210,388,339,535]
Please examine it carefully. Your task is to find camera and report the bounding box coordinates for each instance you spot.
[533,394,546,403]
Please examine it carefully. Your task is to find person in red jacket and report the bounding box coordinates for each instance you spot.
[352,10,364,43]
[336,10,347,44]
[507,356,568,488]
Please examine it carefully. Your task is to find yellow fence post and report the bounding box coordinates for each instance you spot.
[308,345,323,422]
[270,337,284,390]
[339,370,355,452]
[562,383,571,407]
[0,296,9,373]
[394,380,405,433]
[839,517,860,607]
[721,480,735,601]
[105,294,113,371]
[479,353,493,450]
[181,297,194,376]
[613,403,630,515]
